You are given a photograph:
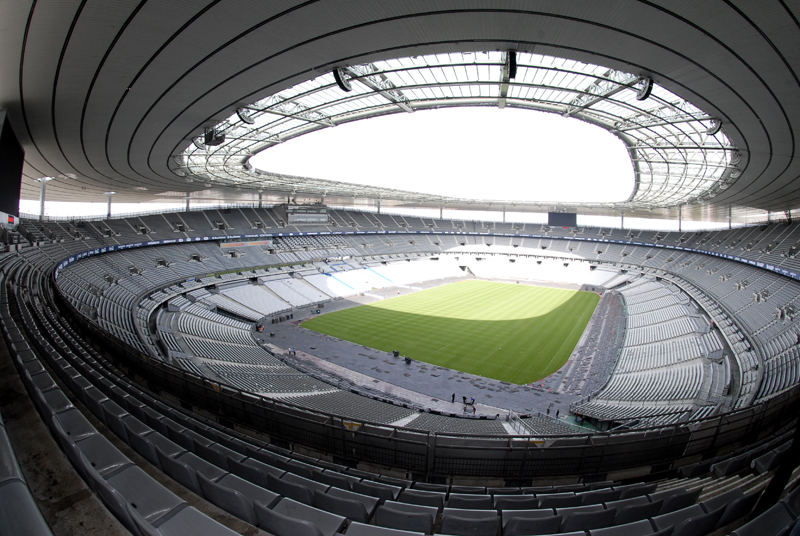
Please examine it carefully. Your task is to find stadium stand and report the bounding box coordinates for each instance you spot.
[4,209,800,536]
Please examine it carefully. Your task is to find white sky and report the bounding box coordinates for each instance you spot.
[250,107,634,203]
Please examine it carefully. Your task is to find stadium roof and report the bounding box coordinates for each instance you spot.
[1,2,798,222]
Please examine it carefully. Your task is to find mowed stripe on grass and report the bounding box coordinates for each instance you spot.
[301,279,599,384]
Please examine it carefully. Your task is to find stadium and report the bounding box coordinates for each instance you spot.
[1,2,800,536]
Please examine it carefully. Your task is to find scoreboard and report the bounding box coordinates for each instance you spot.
[0,212,18,231]
[276,204,329,224]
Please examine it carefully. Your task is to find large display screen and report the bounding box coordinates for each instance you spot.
[548,212,577,227]
[285,204,329,224]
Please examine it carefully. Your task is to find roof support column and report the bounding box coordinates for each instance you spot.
[621,212,624,230]
[439,206,443,220]
[503,206,506,223]
[185,196,190,212]
[377,199,381,214]
[729,206,732,230]
[36,177,53,221]
[104,192,114,219]
[258,191,263,209]
[678,206,682,232]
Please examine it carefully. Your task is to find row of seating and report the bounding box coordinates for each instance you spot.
[2,263,239,536]
[0,282,53,535]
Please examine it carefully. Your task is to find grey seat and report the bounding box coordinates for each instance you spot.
[353,480,401,503]
[649,487,687,503]
[0,479,54,536]
[313,469,354,490]
[494,495,538,510]
[503,513,562,536]
[101,400,130,443]
[127,429,184,470]
[443,507,499,520]
[715,492,761,530]
[671,506,725,536]
[658,488,702,515]
[751,446,789,474]
[376,504,435,534]
[127,502,240,536]
[448,493,494,509]
[618,483,658,499]
[240,457,286,481]
[228,457,271,488]
[581,488,622,505]
[781,483,800,517]
[0,430,20,484]
[522,486,554,494]
[398,488,446,511]
[501,508,556,528]
[614,498,663,525]
[106,466,187,526]
[378,475,412,489]
[285,459,316,478]
[164,420,196,452]
[53,407,96,442]
[39,388,74,414]
[282,471,331,493]
[384,499,436,515]
[75,433,133,477]
[561,507,616,532]
[79,451,183,535]
[156,447,225,496]
[143,407,169,436]
[605,496,649,510]
[488,486,521,495]
[589,519,658,536]
[345,521,424,536]
[450,485,486,494]
[699,488,743,514]
[269,497,346,536]
[539,492,581,508]
[313,489,371,523]
[29,371,58,394]
[730,503,794,536]
[326,486,380,518]
[193,441,244,471]
[83,386,109,421]
[652,504,706,531]
[413,482,450,493]
[267,472,315,505]
[440,513,500,536]
[197,472,258,525]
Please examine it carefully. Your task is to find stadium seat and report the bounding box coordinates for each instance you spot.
[503,513,562,536]
[613,499,663,525]
[376,504,435,534]
[344,521,424,536]
[561,507,616,532]
[494,495,538,510]
[439,514,500,536]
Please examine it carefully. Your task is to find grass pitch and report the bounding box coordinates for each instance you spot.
[301,280,599,384]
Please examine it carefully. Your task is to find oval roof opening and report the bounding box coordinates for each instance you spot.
[250,107,634,203]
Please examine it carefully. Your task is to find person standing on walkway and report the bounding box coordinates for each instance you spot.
[451,393,455,403]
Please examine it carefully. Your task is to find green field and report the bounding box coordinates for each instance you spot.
[301,280,599,384]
